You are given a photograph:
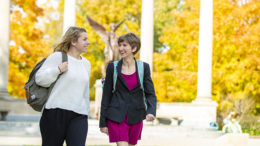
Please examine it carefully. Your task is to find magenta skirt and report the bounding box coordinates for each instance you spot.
[107,114,143,145]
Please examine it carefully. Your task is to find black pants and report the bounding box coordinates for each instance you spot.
[40,108,88,146]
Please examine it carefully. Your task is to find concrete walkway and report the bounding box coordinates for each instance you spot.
[0,117,260,146]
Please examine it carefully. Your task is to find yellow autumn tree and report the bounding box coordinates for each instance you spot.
[154,0,260,106]
[8,0,50,98]
[212,0,260,128]
[153,0,260,132]
[153,0,200,102]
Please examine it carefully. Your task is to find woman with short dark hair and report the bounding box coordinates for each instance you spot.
[100,32,157,146]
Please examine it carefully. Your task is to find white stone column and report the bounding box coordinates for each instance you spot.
[63,0,76,34]
[0,0,11,99]
[196,0,213,101]
[0,0,13,120]
[191,0,217,128]
[140,0,154,72]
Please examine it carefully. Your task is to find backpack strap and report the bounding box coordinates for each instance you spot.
[137,60,147,111]
[112,61,119,93]
[61,51,68,62]
[60,51,68,75]
[137,60,144,90]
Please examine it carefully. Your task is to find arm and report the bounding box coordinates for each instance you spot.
[143,63,157,117]
[35,52,62,87]
[99,63,114,128]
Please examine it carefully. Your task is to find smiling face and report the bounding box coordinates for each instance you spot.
[118,40,137,59]
[72,32,90,54]
[117,33,141,57]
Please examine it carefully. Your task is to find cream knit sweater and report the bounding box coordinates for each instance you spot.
[36,52,91,115]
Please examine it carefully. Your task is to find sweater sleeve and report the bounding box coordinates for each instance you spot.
[35,52,62,87]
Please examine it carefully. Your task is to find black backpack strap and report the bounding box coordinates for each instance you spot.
[59,51,68,75]
[61,51,68,62]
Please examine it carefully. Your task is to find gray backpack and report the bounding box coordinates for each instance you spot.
[24,52,67,112]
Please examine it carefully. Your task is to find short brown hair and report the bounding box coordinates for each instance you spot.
[118,33,141,55]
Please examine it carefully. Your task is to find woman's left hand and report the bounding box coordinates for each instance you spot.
[146,114,155,121]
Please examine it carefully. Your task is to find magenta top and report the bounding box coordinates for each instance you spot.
[121,72,138,90]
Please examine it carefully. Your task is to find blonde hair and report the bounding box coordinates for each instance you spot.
[54,26,86,52]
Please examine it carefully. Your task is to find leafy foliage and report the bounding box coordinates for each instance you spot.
[153,0,260,134]
[8,0,50,98]
[153,0,200,102]
[8,0,142,100]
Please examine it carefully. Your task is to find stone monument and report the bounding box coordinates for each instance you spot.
[86,15,125,76]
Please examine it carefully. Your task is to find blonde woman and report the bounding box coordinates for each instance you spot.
[36,26,91,146]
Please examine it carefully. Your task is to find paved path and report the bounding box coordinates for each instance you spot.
[0,115,260,146]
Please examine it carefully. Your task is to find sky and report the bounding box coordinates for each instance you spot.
[36,0,59,9]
